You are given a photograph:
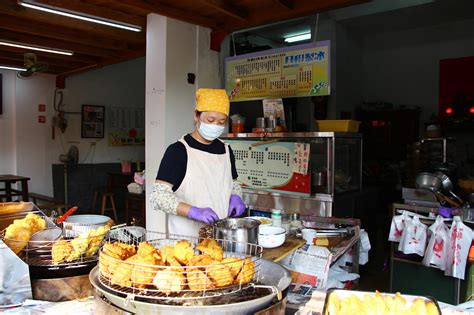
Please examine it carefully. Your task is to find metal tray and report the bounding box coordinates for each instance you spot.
[322,289,442,315]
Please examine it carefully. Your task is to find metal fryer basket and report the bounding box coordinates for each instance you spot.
[99,228,263,301]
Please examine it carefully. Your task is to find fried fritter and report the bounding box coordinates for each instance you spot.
[100,242,136,276]
[187,267,215,290]
[23,213,47,234]
[4,225,31,253]
[173,240,195,265]
[52,239,73,265]
[110,254,140,287]
[189,254,216,267]
[221,257,242,278]
[131,254,161,288]
[160,245,182,267]
[207,264,233,288]
[153,269,186,294]
[235,258,255,285]
[196,239,224,261]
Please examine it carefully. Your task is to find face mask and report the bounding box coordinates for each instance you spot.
[198,122,225,141]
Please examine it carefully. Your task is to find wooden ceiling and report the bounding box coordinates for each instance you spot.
[0,0,366,77]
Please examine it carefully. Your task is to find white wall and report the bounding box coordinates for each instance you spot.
[361,18,474,124]
[145,14,220,232]
[0,58,146,197]
[64,57,145,164]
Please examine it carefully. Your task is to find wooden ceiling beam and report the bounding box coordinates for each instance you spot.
[200,0,247,21]
[34,0,146,29]
[0,50,85,69]
[0,29,121,57]
[116,0,219,30]
[0,1,144,43]
[0,14,128,50]
[0,45,100,64]
[273,0,294,10]
[59,46,145,78]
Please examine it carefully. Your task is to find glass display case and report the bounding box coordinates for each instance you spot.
[222,132,362,217]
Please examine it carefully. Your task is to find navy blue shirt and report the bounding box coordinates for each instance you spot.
[156,134,238,191]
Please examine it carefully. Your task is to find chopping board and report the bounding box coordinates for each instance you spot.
[262,235,306,262]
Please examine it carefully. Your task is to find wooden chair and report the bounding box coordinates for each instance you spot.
[92,189,118,223]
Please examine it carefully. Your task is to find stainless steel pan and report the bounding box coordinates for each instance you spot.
[416,172,460,207]
[435,172,463,206]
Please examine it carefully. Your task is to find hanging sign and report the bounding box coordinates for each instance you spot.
[226,41,330,102]
[108,107,145,146]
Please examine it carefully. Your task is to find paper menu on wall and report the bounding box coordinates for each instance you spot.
[226,140,311,196]
[293,143,310,175]
[262,98,286,128]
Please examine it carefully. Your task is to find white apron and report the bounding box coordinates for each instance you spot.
[168,137,233,237]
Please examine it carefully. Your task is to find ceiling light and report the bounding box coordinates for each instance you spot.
[0,40,74,56]
[0,65,27,71]
[19,0,142,32]
[284,32,311,43]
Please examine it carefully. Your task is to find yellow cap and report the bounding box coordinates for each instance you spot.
[195,88,230,116]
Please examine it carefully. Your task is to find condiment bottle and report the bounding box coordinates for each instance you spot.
[272,209,282,227]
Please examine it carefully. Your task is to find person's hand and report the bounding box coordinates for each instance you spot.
[187,206,219,224]
[228,194,246,217]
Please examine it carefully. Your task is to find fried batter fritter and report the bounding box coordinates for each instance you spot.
[187,267,215,290]
[221,257,242,278]
[173,240,195,265]
[235,258,255,285]
[207,264,233,288]
[4,213,46,253]
[153,269,186,294]
[51,239,73,265]
[196,239,223,261]
[189,254,216,267]
[110,254,140,287]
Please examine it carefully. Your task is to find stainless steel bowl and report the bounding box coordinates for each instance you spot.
[214,218,260,253]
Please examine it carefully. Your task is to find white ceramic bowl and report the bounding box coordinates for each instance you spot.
[247,216,273,226]
[258,226,286,248]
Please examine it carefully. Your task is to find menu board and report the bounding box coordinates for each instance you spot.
[226,140,311,196]
[226,41,330,102]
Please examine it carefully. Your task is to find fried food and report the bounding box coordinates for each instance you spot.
[110,254,140,287]
[207,264,233,288]
[4,213,46,253]
[235,258,255,285]
[100,242,137,276]
[153,269,186,294]
[66,225,110,262]
[159,245,182,267]
[196,239,223,261]
[325,291,440,315]
[131,254,161,288]
[187,267,215,290]
[173,240,195,265]
[221,257,242,278]
[51,239,73,265]
[189,254,216,267]
[85,225,110,257]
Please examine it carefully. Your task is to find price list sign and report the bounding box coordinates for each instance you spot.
[226,140,311,196]
[226,41,330,102]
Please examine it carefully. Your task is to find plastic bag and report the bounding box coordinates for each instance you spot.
[398,215,428,256]
[389,211,411,242]
[445,216,473,280]
[422,215,449,270]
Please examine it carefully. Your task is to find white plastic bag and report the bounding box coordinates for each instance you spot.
[398,215,428,256]
[422,215,449,270]
[445,216,473,280]
[389,211,411,242]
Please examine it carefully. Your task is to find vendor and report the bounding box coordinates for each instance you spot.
[150,88,246,237]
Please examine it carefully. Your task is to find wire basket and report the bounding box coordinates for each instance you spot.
[98,227,263,301]
[1,210,109,267]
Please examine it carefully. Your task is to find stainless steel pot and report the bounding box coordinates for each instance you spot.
[214,218,260,253]
[416,172,442,192]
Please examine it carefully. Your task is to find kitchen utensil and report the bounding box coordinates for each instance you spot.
[63,214,110,236]
[416,172,442,192]
[27,227,62,250]
[90,258,291,314]
[246,216,273,226]
[301,228,317,244]
[258,226,286,248]
[214,218,260,252]
[56,206,78,224]
[435,171,464,205]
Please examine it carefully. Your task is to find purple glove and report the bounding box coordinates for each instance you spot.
[438,206,452,218]
[188,206,219,224]
[228,194,246,217]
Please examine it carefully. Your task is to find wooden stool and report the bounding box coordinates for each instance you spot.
[92,190,118,223]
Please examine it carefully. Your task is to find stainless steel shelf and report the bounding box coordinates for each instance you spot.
[222,132,362,139]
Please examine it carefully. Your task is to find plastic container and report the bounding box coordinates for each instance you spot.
[231,115,246,133]
[315,120,361,132]
[271,209,282,228]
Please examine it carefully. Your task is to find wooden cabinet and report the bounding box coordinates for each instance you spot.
[125,192,145,227]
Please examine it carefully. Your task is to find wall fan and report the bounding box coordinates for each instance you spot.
[17,53,48,78]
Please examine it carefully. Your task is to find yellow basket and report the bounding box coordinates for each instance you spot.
[315,120,361,132]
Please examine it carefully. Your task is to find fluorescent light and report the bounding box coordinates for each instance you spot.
[19,0,142,32]
[0,65,27,71]
[284,32,311,43]
[0,40,74,56]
